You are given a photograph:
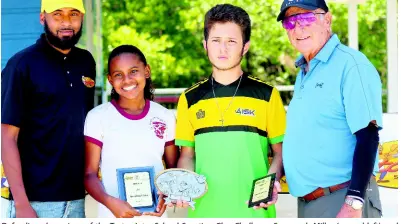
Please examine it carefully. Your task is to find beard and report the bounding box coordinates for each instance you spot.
[44,20,82,50]
[207,46,244,71]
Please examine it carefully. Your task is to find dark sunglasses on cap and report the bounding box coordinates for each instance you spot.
[282,12,326,30]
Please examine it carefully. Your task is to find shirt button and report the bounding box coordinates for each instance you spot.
[64,57,67,60]
[300,85,304,89]
[67,71,70,74]
[70,83,73,87]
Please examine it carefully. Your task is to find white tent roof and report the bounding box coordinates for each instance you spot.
[328,0,397,113]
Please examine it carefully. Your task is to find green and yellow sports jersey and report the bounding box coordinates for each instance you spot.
[175,74,286,218]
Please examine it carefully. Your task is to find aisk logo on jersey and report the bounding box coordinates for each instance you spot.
[150,117,167,139]
[235,108,256,116]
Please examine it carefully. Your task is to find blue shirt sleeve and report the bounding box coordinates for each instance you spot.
[342,63,383,134]
[1,59,26,127]
[85,52,96,113]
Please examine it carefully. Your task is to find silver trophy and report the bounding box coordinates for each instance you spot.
[155,168,208,209]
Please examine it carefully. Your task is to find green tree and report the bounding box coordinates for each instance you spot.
[102,0,387,109]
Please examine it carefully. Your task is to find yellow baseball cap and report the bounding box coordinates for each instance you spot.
[41,0,86,14]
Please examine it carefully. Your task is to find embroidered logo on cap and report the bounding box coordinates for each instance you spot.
[286,0,302,6]
[82,76,95,88]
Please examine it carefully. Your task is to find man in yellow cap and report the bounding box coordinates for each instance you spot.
[2,0,95,218]
[40,0,86,52]
[41,0,86,14]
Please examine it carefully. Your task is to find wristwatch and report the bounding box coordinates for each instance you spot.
[345,197,364,210]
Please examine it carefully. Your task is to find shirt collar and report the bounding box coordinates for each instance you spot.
[295,34,341,67]
[295,55,307,68]
[208,73,248,88]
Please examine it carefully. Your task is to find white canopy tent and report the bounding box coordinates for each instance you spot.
[329,0,398,113]
[386,0,398,113]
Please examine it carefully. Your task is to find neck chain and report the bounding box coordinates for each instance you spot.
[211,74,243,127]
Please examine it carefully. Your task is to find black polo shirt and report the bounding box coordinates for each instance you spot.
[1,33,96,201]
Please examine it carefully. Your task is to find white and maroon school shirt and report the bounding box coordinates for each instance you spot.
[84,99,175,218]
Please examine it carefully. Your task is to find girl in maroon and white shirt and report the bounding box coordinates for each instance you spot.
[84,45,178,218]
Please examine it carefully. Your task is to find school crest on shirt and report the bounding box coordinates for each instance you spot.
[150,117,167,139]
[82,76,95,88]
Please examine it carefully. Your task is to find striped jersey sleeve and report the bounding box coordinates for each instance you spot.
[266,87,286,144]
[175,92,195,147]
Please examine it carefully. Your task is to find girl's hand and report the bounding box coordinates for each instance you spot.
[143,191,167,217]
[106,196,142,218]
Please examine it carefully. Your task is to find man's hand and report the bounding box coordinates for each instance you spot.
[105,196,142,218]
[15,203,37,218]
[336,203,362,218]
[246,180,281,209]
[143,192,167,217]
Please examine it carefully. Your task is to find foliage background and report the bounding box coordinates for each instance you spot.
[102,0,387,108]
